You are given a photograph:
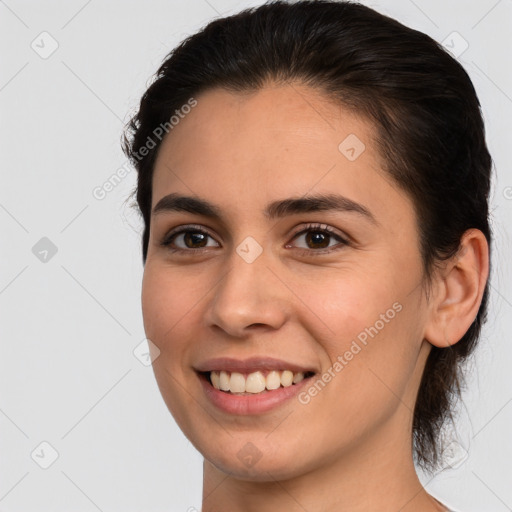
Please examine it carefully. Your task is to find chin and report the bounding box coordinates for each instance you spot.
[201,438,315,482]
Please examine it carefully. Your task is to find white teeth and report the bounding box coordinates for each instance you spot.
[210,370,221,389]
[229,372,246,393]
[209,370,307,393]
[245,371,266,393]
[280,370,294,387]
[292,372,304,384]
[219,370,230,391]
[266,370,281,390]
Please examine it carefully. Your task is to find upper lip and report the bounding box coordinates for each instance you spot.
[194,356,317,374]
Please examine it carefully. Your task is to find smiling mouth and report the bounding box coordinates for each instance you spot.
[200,370,316,395]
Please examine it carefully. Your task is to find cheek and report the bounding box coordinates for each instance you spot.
[297,265,421,399]
[296,265,399,349]
[141,263,199,357]
[140,264,202,425]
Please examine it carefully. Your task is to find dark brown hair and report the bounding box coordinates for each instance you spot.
[122,0,492,471]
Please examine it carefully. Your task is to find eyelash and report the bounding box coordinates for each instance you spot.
[160,223,349,256]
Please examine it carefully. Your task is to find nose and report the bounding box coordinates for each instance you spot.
[203,244,290,338]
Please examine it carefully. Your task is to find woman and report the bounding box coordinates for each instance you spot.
[122,1,491,510]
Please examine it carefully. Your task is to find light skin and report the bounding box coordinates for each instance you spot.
[141,83,489,511]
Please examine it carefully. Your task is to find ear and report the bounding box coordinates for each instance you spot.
[424,229,490,348]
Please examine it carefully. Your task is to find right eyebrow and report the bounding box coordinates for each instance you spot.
[152,193,222,220]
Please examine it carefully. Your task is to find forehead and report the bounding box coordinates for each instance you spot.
[155,83,371,165]
[151,83,410,227]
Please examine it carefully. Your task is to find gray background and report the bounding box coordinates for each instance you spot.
[0,0,511,510]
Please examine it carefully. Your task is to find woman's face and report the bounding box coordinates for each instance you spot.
[142,83,432,480]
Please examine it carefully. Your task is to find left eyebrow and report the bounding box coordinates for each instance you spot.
[264,193,378,225]
[152,192,379,225]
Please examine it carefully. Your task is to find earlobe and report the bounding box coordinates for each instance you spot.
[424,229,489,349]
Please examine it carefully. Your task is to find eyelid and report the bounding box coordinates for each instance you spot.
[160,223,221,248]
[160,222,350,253]
[288,222,349,243]
[164,223,216,238]
[285,222,350,255]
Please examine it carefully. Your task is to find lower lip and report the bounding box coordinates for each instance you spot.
[198,372,313,415]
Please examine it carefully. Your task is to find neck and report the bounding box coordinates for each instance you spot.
[201,410,445,512]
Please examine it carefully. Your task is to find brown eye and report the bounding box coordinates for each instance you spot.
[161,226,220,251]
[304,231,331,249]
[287,224,349,254]
[182,231,208,248]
